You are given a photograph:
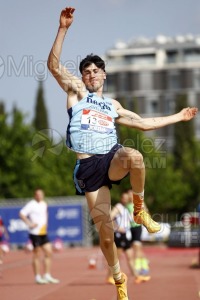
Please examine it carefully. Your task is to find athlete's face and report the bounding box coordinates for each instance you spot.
[82,63,106,92]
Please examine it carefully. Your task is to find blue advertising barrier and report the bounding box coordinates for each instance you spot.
[0,203,84,245]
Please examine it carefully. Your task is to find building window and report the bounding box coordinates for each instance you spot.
[193,69,200,89]
[167,70,180,90]
[139,71,153,91]
[167,50,179,63]
[184,49,200,62]
[106,74,116,93]
[153,71,167,90]
[134,96,146,114]
[118,72,130,92]
[151,100,158,113]
[197,93,200,108]
[125,54,155,66]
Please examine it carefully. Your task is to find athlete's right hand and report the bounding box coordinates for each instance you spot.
[29,223,38,229]
[60,7,75,29]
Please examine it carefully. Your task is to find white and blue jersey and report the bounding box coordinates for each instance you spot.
[66,92,119,154]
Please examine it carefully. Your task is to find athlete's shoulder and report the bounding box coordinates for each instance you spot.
[67,90,88,109]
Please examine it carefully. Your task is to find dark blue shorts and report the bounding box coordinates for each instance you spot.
[73,144,123,195]
[29,234,50,248]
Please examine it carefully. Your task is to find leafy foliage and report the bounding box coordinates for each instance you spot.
[0,106,76,199]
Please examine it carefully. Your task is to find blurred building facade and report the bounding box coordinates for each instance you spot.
[104,34,200,149]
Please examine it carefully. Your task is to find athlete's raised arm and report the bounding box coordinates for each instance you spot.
[47,7,84,94]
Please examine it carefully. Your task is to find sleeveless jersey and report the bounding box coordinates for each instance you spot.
[66,92,119,154]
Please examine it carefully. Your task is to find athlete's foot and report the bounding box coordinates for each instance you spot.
[134,210,161,233]
[106,276,115,285]
[115,273,129,300]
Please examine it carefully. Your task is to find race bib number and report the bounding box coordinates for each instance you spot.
[81,109,114,133]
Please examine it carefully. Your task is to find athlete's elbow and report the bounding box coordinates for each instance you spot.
[47,59,51,71]
[47,60,60,79]
[47,55,57,72]
[47,59,55,73]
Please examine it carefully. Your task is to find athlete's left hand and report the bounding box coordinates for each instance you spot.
[180,107,198,121]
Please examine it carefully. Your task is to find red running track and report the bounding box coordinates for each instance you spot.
[0,245,199,300]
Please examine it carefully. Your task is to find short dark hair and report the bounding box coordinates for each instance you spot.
[79,54,105,74]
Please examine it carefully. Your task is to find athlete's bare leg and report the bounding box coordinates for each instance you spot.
[86,186,118,267]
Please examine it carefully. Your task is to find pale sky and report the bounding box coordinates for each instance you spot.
[1,0,200,136]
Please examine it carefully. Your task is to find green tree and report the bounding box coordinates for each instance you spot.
[0,107,38,198]
[146,155,191,217]
[31,132,76,197]
[0,102,5,115]
[173,94,196,168]
[0,105,76,199]
[173,94,199,211]
[33,81,49,130]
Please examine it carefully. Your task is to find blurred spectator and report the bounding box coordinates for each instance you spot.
[19,188,60,284]
[0,215,9,264]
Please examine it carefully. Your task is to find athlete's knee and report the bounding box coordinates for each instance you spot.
[98,225,114,247]
[100,236,114,249]
[122,147,144,169]
[132,152,144,169]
